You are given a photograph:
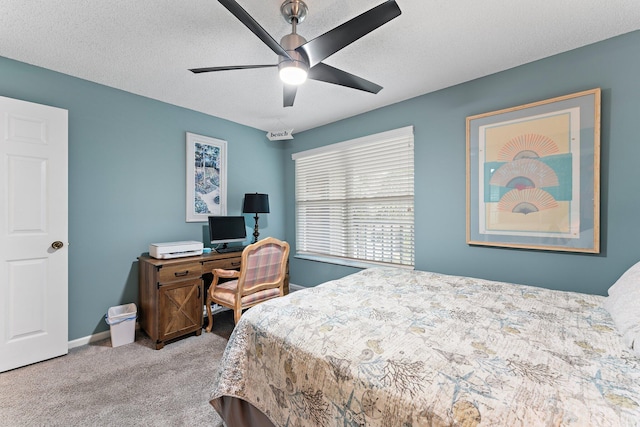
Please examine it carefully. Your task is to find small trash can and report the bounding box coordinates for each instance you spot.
[105,303,137,347]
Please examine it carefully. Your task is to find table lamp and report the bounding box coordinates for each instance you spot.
[243,193,270,243]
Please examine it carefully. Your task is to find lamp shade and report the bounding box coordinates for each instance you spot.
[243,193,270,214]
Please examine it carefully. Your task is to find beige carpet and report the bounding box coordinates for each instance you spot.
[0,310,236,426]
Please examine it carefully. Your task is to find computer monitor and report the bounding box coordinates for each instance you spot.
[208,216,247,247]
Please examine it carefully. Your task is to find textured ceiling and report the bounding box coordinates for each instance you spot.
[1,1,640,133]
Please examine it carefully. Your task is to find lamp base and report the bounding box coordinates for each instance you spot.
[252,214,260,244]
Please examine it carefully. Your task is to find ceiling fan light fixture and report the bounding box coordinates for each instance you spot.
[279,32,309,86]
[279,61,308,85]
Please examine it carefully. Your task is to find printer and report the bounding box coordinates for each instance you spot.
[149,241,203,259]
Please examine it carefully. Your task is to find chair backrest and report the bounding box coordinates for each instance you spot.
[238,237,290,295]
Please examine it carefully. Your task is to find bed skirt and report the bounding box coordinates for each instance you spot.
[211,395,275,427]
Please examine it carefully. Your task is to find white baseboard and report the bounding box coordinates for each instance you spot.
[69,286,307,349]
[204,304,229,316]
[289,283,306,291]
[68,330,110,349]
[68,323,140,350]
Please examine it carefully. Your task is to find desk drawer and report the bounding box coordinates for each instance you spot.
[158,261,201,283]
[202,257,242,273]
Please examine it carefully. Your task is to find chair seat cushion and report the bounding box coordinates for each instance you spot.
[212,280,281,306]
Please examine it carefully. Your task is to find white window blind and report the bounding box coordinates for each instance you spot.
[292,126,414,267]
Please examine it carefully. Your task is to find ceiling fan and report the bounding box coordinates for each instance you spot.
[190,0,402,107]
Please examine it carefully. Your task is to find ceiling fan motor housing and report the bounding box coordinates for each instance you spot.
[279,33,309,81]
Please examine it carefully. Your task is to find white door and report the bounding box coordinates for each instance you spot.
[0,96,68,372]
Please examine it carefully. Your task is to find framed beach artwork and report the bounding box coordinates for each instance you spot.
[186,132,227,222]
[466,88,601,253]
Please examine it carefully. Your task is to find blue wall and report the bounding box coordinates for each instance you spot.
[0,56,287,340]
[283,30,640,296]
[2,30,639,340]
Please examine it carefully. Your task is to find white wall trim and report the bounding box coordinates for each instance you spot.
[291,126,414,160]
[289,283,306,291]
[69,287,308,349]
[68,330,110,349]
[67,323,140,349]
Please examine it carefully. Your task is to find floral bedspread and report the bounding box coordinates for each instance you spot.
[210,268,640,426]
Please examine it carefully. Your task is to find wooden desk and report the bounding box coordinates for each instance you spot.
[138,251,289,349]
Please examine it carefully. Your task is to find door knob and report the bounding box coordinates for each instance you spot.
[51,241,64,250]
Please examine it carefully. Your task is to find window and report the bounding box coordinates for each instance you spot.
[292,126,414,268]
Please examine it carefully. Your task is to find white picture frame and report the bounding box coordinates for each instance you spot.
[186,132,227,222]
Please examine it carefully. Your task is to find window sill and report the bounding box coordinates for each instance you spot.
[294,253,414,270]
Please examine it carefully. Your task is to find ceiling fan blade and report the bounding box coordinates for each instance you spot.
[218,0,291,60]
[189,64,276,73]
[296,1,401,68]
[308,63,382,94]
[283,84,297,107]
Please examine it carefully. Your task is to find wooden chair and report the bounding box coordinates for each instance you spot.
[205,237,290,332]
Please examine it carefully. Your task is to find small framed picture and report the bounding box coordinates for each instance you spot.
[186,132,227,222]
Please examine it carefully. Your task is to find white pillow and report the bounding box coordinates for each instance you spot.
[607,260,640,297]
[603,289,640,328]
[623,325,640,356]
[603,288,640,334]
[603,261,640,352]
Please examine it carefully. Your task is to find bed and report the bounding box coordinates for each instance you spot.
[210,267,640,426]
